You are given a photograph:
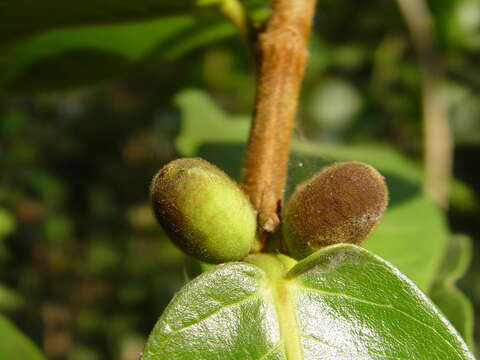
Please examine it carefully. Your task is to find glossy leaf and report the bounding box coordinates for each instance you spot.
[430,235,475,349]
[174,89,448,291]
[0,315,46,360]
[141,244,473,359]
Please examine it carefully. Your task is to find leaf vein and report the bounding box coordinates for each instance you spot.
[257,341,284,360]
[299,286,464,359]
[168,292,260,332]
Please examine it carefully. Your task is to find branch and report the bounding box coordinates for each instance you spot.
[395,0,452,209]
[241,0,318,235]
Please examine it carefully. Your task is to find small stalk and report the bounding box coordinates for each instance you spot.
[241,0,318,237]
[396,0,452,208]
[218,0,249,38]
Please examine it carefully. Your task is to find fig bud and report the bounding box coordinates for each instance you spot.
[283,161,388,259]
[150,158,256,264]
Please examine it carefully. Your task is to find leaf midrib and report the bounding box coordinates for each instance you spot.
[257,257,303,360]
[272,278,302,360]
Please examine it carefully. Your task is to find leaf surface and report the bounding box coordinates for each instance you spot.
[141,245,473,359]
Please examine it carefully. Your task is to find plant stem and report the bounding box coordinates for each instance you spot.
[396,0,452,209]
[241,0,318,236]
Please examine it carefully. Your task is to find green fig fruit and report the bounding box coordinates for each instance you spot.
[283,161,388,259]
[150,158,257,264]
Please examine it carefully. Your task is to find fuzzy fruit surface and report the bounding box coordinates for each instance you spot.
[150,158,256,264]
[283,161,388,260]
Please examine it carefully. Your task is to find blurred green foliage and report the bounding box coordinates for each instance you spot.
[0,0,479,359]
[431,234,475,348]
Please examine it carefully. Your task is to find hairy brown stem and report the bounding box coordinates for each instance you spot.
[396,0,452,208]
[241,0,317,236]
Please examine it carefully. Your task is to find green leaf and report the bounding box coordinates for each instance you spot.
[450,180,479,213]
[0,315,46,360]
[0,208,16,240]
[0,0,212,47]
[430,235,475,350]
[0,16,235,91]
[363,196,448,292]
[0,284,24,312]
[141,245,473,359]
[175,89,250,157]
[432,0,480,50]
[174,89,449,291]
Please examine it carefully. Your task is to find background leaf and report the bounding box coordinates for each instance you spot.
[0,16,235,91]
[430,235,475,350]
[0,0,205,46]
[0,208,16,240]
[363,196,448,291]
[0,315,46,360]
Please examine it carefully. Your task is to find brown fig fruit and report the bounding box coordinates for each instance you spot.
[283,161,388,259]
